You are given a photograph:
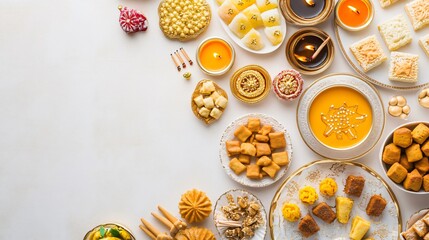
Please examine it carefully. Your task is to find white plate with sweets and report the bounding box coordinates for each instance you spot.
[214,0,287,54]
[269,159,401,240]
[334,0,429,90]
[219,113,293,187]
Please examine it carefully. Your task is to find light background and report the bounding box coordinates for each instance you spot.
[0,0,427,239]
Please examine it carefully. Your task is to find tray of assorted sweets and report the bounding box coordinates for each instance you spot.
[269,159,401,240]
[335,0,429,90]
[215,0,287,54]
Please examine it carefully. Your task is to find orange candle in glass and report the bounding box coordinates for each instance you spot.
[196,37,235,76]
[335,0,373,31]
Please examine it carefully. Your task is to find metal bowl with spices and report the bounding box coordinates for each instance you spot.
[280,0,334,26]
[285,28,334,75]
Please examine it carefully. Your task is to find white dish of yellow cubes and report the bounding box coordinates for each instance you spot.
[216,0,287,54]
[219,113,293,187]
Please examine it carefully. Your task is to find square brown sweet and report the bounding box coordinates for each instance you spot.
[399,154,414,172]
[423,174,429,192]
[256,156,272,166]
[234,125,253,142]
[258,125,272,135]
[262,162,280,178]
[255,143,271,157]
[366,195,387,217]
[412,123,429,144]
[312,202,336,224]
[298,214,320,238]
[238,154,250,164]
[229,158,247,175]
[240,142,256,156]
[387,162,408,183]
[393,127,413,148]
[255,134,269,142]
[403,169,423,191]
[268,132,286,149]
[415,157,429,175]
[272,151,289,166]
[422,140,429,157]
[344,175,366,197]
[247,118,261,132]
[226,141,241,156]
[406,143,424,163]
[246,164,260,179]
[383,143,401,164]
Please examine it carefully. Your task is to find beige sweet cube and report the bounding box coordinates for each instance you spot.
[388,52,419,83]
[350,35,387,72]
[420,34,429,57]
[405,0,429,31]
[378,0,402,8]
[378,14,412,51]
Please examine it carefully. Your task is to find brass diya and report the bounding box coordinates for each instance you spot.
[280,0,334,26]
[230,65,271,104]
[286,27,334,75]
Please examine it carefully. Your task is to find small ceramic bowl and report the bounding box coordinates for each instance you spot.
[379,121,429,195]
[83,223,136,240]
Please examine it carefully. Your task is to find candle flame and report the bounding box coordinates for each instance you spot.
[305,0,315,6]
[347,5,360,14]
[294,54,311,63]
[213,53,222,59]
[304,45,316,51]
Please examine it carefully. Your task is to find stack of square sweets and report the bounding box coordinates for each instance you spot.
[226,117,289,180]
[402,211,429,240]
[383,123,429,192]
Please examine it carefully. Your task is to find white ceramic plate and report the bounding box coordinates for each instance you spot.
[214,1,287,54]
[269,160,402,240]
[335,1,429,90]
[219,113,293,187]
[214,189,267,240]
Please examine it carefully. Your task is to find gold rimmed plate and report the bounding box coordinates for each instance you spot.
[219,113,293,187]
[269,159,402,240]
[333,1,429,90]
[297,73,385,160]
[230,65,271,104]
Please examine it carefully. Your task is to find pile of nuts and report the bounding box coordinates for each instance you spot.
[158,0,211,41]
[388,96,411,119]
[220,194,264,240]
[418,88,429,109]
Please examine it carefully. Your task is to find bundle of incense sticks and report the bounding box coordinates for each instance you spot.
[170,47,193,72]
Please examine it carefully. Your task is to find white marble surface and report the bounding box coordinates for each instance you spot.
[0,0,428,239]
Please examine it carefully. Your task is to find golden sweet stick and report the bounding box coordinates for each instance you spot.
[152,212,173,229]
[175,51,186,68]
[141,218,161,236]
[158,205,179,224]
[139,225,156,240]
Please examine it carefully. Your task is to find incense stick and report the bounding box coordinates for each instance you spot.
[311,36,331,60]
[180,47,193,65]
[170,54,181,72]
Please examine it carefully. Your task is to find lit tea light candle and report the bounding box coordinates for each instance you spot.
[290,0,326,19]
[196,37,235,76]
[335,0,373,31]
